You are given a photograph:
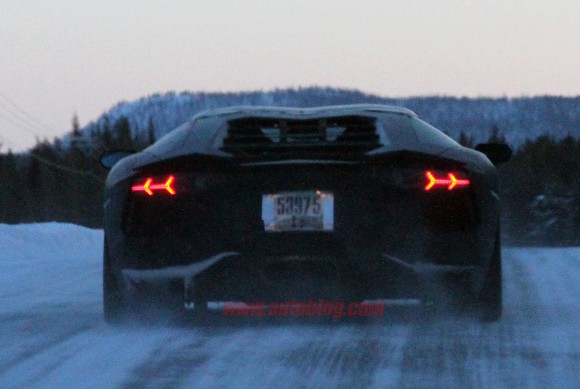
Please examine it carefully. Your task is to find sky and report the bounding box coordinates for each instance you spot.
[1,0,579,151]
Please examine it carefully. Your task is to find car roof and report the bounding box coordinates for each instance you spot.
[192,104,417,120]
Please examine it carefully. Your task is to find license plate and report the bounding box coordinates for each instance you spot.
[262,191,334,232]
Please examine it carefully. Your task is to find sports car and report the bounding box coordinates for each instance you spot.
[101,104,511,322]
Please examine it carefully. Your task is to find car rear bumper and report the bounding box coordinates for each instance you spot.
[120,249,478,303]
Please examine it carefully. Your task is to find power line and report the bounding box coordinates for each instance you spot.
[0,92,104,182]
[0,129,24,151]
[0,92,57,135]
[0,101,46,136]
[0,99,47,136]
[0,109,47,140]
[27,152,104,183]
[0,132,104,183]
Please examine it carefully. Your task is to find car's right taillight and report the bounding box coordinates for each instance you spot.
[420,169,478,231]
[424,170,470,191]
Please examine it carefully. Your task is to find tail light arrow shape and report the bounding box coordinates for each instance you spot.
[425,171,470,191]
[132,175,176,195]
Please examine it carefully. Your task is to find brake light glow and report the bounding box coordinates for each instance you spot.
[131,175,176,195]
[424,171,470,191]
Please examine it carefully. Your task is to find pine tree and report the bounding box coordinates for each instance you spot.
[100,115,114,148]
[0,151,25,223]
[458,131,474,147]
[488,124,506,143]
[147,117,156,146]
[25,155,43,220]
[113,116,134,149]
[70,112,82,149]
[72,112,81,136]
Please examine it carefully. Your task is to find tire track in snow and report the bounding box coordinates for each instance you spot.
[274,323,411,389]
[165,318,414,389]
[0,308,98,376]
[395,249,580,388]
[120,334,210,389]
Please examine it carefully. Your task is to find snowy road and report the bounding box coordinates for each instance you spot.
[0,223,578,388]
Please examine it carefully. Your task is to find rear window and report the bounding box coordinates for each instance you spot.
[411,118,458,147]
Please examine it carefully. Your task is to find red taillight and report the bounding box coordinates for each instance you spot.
[131,175,176,195]
[424,171,470,191]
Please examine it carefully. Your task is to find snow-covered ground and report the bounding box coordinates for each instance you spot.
[0,223,578,388]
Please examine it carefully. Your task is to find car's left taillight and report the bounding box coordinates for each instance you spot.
[131,175,177,196]
[125,173,194,236]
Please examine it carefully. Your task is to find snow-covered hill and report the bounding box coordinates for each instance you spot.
[80,88,580,149]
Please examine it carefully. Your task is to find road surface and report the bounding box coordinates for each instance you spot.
[0,223,577,388]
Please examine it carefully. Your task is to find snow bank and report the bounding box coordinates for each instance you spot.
[0,223,103,314]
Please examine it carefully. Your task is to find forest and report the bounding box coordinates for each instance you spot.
[0,89,578,246]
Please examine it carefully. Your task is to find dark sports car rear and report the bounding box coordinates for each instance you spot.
[102,105,510,322]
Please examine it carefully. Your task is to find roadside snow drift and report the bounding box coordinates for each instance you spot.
[0,223,578,388]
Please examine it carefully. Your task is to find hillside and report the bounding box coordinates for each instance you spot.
[82,88,580,149]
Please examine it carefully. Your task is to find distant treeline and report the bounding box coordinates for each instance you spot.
[0,116,147,227]
[81,89,580,149]
[0,115,578,246]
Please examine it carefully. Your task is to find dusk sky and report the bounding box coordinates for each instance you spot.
[1,0,579,151]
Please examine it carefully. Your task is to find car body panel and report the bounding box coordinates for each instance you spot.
[103,104,503,306]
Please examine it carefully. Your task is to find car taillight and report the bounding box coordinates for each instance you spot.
[131,175,176,196]
[424,170,470,191]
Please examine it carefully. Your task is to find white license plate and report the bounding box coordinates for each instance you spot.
[262,191,334,232]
